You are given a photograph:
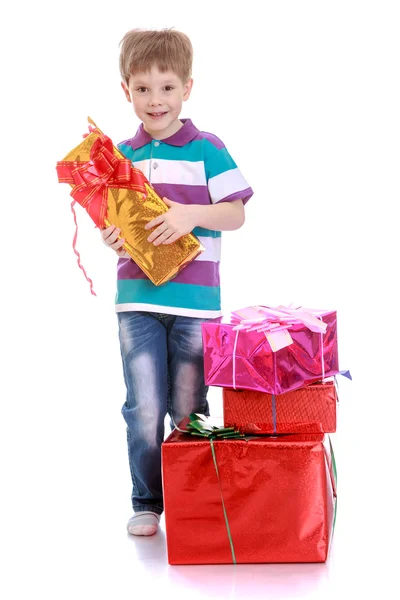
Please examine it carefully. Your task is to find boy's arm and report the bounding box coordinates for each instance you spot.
[145,198,245,246]
[189,199,245,231]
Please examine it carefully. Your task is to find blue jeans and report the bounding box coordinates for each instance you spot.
[118,311,210,515]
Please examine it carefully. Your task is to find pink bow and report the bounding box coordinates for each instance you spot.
[231,305,327,352]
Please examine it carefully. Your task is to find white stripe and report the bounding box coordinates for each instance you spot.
[133,159,206,186]
[195,236,221,263]
[116,303,222,319]
[208,168,250,204]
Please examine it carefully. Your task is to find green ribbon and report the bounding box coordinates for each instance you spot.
[185,414,245,564]
[328,435,338,533]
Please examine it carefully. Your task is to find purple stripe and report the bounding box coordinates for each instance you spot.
[117,258,220,287]
[195,131,225,150]
[217,187,254,206]
[152,183,211,205]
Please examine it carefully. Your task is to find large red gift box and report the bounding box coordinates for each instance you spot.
[223,380,338,434]
[162,423,336,564]
[201,308,339,394]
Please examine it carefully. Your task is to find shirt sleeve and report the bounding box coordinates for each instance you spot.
[203,134,253,205]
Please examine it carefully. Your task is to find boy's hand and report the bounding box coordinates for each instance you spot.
[145,198,197,246]
[100,225,130,258]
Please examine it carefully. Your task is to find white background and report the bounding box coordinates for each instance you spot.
[1,1,399,598]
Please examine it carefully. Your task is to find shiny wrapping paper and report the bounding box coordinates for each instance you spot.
[201,309,339,394]
[223,380,338,434]
[162,425,336,564]
[57,118,203,286]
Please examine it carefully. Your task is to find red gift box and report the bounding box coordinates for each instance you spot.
[223,380,338,434]
[162,423,336,564]
[201,308,339,394]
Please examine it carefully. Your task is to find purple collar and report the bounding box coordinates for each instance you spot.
[128,118,200,150]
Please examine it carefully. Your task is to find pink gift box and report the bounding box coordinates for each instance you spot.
[201,307,339,394]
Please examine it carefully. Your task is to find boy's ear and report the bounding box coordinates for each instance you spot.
[121,81,131,103]
[183,78,193,101]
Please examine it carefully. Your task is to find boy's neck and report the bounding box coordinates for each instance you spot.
[143,118,184,141]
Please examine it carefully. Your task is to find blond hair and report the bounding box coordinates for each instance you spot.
[119,28,193,85]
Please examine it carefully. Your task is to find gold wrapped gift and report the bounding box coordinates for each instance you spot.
[57,117,204,287]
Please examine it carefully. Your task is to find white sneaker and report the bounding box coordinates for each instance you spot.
[127,511,160,536]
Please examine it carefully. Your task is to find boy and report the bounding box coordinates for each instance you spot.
[101,28,253,536]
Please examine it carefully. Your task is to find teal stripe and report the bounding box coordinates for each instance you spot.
[204,141,237,179]
[118,144,143,161]
[119,140,211,163]
[116,279,221,310]
[193,227,221,238]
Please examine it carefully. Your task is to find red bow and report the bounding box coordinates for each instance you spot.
[56,132,147,227]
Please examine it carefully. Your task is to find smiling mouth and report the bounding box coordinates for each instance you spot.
[148,112,168,118]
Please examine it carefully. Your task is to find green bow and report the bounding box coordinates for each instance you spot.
[186,413,245,439]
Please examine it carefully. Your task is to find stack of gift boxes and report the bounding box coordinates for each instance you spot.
[162,306,343,565]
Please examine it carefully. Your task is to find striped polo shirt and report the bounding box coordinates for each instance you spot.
[116,118,253,318]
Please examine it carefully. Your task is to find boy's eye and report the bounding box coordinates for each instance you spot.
[137,87,147,93]
[164,86,174,91]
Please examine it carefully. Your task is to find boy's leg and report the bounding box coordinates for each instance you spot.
[167,316,210,428]
[118,311,168,516]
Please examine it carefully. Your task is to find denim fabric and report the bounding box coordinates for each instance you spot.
[118,311,210,514]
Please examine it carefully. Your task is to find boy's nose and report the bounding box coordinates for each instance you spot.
[149,95,162,106]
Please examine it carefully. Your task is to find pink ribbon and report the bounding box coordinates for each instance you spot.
[231,305,328,390]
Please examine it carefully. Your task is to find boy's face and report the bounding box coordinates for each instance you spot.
[122,66,193,139]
